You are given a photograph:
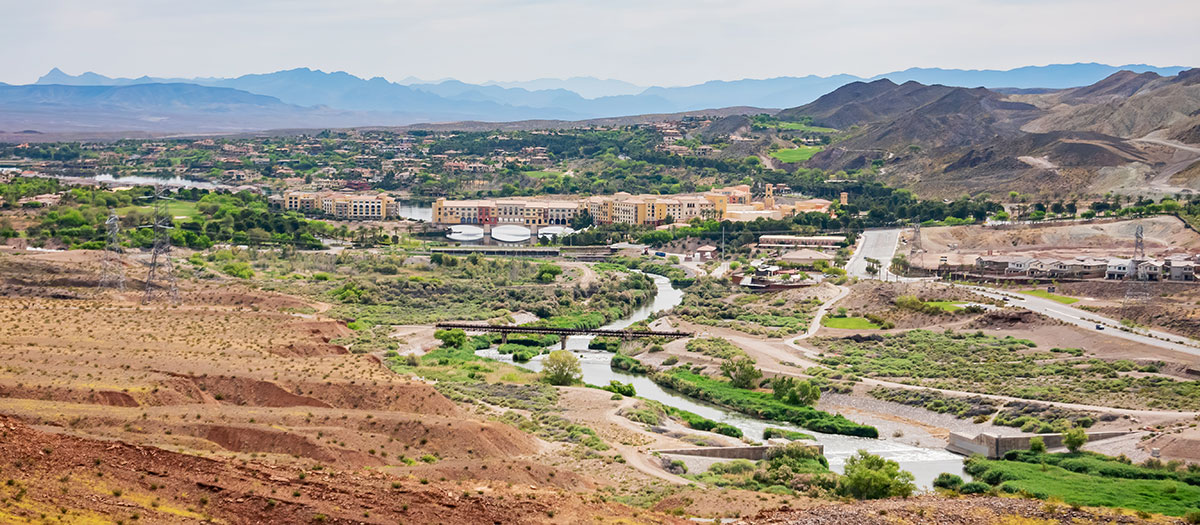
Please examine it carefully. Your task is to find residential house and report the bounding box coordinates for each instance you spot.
[1137,259,1163,281]
[1106,258,1133,280]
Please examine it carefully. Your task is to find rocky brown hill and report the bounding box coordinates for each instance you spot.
[778,69,1200,198]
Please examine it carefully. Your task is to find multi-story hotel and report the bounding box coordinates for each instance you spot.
[430,185,837,228]
[275,191,397,220]
[433,191,731,228]
[432,198,581,227]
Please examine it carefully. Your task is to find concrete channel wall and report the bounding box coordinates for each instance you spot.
[947,431,1132,459]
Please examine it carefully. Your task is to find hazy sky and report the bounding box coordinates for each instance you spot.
[3,0,1198,86]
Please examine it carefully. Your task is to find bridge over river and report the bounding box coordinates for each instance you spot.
[433,322,691,349]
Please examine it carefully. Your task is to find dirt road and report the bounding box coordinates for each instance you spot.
[1132,131,1200,194]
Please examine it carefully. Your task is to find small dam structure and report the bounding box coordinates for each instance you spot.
[947,430,1133,459]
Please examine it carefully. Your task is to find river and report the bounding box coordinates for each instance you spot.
[478,272,965,489]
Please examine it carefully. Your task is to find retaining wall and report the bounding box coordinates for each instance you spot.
[947,431,1131,459]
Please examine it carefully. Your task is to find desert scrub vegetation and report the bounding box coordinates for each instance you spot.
[991,400,1107,433]
[293,252,657,326]
[605,255,692,286]
[389,331,609,451]
[651,368,877,437]
[684,442,835,495]
[673,277,819,337]
[498,411,608,451]
[617,398,743,438]
[868,387,999,419]
[685,445,916,501]
[964,451,1200,517]
[684,337,746,359]
[894,295,981,315]
[816,329,1200,410]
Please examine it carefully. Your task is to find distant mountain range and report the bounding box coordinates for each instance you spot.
[1,63,1192,135]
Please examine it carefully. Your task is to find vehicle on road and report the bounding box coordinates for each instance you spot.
[1096,324,1105,330]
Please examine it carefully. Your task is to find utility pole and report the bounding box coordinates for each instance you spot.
[98,208,125,291]
[143,186,178,304]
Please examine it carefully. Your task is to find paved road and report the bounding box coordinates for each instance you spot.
[956,284,1200,359]
[843,227,1200,358]
[846,228,922,281]
[1131,132,1200,194]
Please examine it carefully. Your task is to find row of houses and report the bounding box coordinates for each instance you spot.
[974,255,1197,281]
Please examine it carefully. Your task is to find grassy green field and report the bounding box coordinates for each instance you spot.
[923,300,965,312]
[1020,289,1079,304]
[116,201,200,218]
[774,122,837,133]
[770,146,823,163]
[523,170,564,179]
[966,454,1200,517]
[822,316,881,329]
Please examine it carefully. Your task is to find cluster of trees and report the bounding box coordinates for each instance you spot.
[0,177,63,207]
[17,182,335,250]
[0,143,84,161]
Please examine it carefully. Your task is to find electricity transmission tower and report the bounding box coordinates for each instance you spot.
[143,186,178,304]
[1123,223,1151,314]
[98,208,125,291]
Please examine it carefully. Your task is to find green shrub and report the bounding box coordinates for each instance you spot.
[835,450,915,500]
[960,481,990,494]
[932,472,964,491]
[542,350,581,386]
[1063,427,1088,453]
[610,352,649,374]
[602,380,636,397]
[623,409,661,425]
[221,262,254,279]
[709,459,755,475]
[1029,436,1046,453]
[720,357,762,389]
[762,427,815,441]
